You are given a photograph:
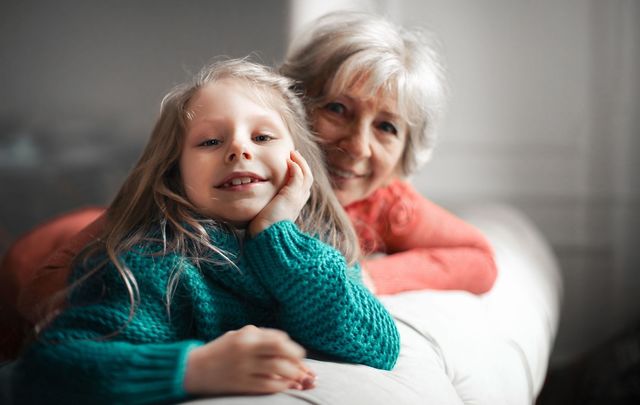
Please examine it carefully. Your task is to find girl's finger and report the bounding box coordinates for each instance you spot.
[252,357,306,382]
[291,150,313,188]
[286,158,304,188]
[251,330,306,359]
[249,374,302,392]
[254,339,306,360]
[291,150,312,176]
[296,363,317,389]
[299,362,316,378]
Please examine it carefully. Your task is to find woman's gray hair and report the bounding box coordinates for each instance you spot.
[281,11,449,175]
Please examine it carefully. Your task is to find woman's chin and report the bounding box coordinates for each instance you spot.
[334,189,363,207]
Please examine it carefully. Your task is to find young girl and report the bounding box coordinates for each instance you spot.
[10,59,400,404]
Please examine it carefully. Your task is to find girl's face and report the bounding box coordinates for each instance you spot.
[180,79,295,227]
[311,82,408,206]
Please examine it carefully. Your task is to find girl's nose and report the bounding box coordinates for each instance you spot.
[338,122,372,159]
[226,138,252,162]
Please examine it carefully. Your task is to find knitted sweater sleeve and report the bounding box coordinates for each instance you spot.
[356,181,498,295]
[243,221,400,371]
[12,251,202,405]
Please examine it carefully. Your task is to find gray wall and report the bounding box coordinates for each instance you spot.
[0,0,289,247]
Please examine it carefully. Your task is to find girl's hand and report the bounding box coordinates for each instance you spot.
[184,325,316,396]
[249,150,313,237]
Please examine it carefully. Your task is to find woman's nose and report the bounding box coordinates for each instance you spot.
[225,138,252,162]
[339,122,372,159]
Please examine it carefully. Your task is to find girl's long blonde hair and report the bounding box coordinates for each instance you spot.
[57,58,359,330]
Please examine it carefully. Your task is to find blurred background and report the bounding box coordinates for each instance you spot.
[1,0,639,401]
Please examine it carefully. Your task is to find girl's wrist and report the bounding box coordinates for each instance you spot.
[248,219,294,237]
[183,345,206,395]
[248,219,271,237]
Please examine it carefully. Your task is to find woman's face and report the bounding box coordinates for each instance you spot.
[312,83,407,206]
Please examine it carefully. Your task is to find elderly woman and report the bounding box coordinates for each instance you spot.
[281,11,497,295]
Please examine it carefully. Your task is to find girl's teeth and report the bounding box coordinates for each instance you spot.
[226,177,256,187]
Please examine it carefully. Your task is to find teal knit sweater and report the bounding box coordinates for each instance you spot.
[13,221,400,404]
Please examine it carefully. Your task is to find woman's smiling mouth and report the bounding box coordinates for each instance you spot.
[327,165,369,180]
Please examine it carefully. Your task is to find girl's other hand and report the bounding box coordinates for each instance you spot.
[184,325,316,396]
[248,150,313,236]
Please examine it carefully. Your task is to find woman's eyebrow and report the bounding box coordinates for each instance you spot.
[380,109,399,118]
[339,93,401,119]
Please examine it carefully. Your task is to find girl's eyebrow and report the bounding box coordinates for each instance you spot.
[251,114,282,125]
[188,115,285,132]
[187,118,225,132]
[193,114,281,123]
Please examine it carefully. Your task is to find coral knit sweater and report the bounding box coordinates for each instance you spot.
[345,180,498,296]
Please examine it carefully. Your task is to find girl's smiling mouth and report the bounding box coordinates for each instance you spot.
[216,172,267,189]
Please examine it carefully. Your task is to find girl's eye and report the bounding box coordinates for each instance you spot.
[199,139,221,147]
[378,121,398,135]
[325,102,346,115]
[254,134,273,142]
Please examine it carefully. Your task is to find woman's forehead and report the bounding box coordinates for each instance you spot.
[345,88,400,116]
[326,72,407,119]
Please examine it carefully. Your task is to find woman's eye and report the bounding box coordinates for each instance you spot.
[325,102,346,115]
[254,134,273,142]
[379,121,398,135]
[199,139,221,147]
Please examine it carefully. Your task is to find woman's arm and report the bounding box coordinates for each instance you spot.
[363,246,497,295]
[244,221,400,371]
[350,180,497,295]
[17,210,106,324]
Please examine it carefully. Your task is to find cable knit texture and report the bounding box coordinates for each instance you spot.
[12,221,399,404]
[346,179,498,295]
